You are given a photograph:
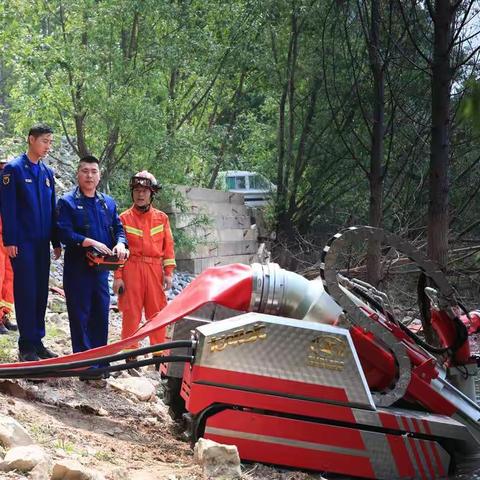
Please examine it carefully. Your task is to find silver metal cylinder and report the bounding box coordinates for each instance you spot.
[250,263,342,324]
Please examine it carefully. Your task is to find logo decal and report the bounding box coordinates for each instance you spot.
[25,178,32,183]
[46,178,50,187]
[307,335,348,371]
[2,175,10,185]
[208,323,267,352]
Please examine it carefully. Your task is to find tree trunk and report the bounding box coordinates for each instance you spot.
[207,71,246,189]
[275,84,288,235]
[427,0,453,269]
[275,10,298,239]
[366,0,384,286]
[166,67,178,136]
[287,76,320,219]
[74,111,89,158]
[422,0,454,345]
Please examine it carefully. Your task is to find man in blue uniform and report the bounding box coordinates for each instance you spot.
[0,124,62,362]
[56,155,127,364]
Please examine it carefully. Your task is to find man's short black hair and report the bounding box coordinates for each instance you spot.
[28,124,53,138]
[78,155,100,172]
[79,155,100,165]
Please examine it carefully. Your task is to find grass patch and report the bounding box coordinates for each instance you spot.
[46,324,67,339]
[29,423,58,445]
[53,438,76,455]
[94,450,117,463]
[0,333,18,363]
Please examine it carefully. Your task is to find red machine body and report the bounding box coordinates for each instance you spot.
[168,228,480,480]
[183,365,451,479]
[179,311,475,480]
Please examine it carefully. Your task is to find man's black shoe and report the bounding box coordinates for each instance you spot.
[0,323,8,335]
[79,374,103,381]
[19,350,40,362]
[36,344,58,359]
[3,317,18,331]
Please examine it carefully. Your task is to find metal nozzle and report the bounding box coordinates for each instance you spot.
[250,263,342,324]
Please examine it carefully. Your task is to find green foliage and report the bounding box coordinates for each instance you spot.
[461,80,480,130]
[0,0,478,255]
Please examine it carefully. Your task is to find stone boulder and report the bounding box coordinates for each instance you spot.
[108,376,156,402]
[0,444,49,473]
[0,414,34,448]
[51,459,106,480]
[194,438,241,479]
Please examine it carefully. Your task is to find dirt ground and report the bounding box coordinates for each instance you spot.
[0,291,326,480]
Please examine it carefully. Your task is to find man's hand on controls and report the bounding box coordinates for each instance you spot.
[82,238,113,255]
[112,242,128,261]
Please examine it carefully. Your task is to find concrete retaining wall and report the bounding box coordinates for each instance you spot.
[164,186,260,274]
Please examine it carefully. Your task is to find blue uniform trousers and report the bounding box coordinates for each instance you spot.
[11,240,50,352]
[64,265,110,359]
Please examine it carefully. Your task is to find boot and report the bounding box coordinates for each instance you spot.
[19,350,40,362]
[3,316,17,332]
[0,323,8,335]
[36,343,58,359]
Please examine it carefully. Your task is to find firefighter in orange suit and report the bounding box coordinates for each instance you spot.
[113,171,175,361]
[0,159,16,334]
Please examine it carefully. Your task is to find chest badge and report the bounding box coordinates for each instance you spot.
[2,175,10,185]
[25,178,32,183]
[46,178,50,187]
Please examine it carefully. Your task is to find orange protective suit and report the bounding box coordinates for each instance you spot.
[0,218,14,319]
[114,206,176,350]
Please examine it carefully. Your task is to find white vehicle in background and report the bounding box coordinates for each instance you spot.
[216,171,276,207]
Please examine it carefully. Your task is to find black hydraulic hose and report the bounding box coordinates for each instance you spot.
[0,340,193,379]
[346,287,452,355]
[0,355,192,380]
[352,287,468,355]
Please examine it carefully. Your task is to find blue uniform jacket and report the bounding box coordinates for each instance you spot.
[56,187,126,268]
[0,153,60,246]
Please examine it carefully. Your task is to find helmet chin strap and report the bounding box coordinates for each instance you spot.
[134,203,151,212]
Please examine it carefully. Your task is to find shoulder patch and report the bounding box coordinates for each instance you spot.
[2,174,10,185]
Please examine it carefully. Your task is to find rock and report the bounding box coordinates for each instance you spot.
[108,377,156,401]
[0,414,34,448]
[51,459,106,480]
[39,390,62,406]
[46,312,61,324]
[0,380,31,399]
[0,444,49,472]
[30,460,53,480]
[193,438,241,479]
[109,468,130,480]
[142,416,158,427]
